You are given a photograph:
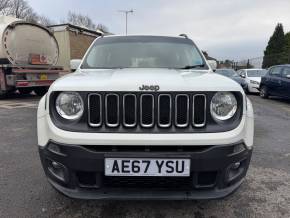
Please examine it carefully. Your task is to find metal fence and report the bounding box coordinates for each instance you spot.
[235,57,263,69]
[218,52,290,70]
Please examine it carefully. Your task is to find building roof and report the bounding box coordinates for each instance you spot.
[48,23,103,37]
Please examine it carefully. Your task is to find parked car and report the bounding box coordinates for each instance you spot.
[37,35,254,200]
[259,65,290,99]
[215,69,247,91]
[237,69,267,93]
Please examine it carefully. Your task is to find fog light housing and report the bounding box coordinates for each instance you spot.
[48,143,61,154]
[47,159,68,183]
[52,161,61,169]
[47,143,66,156]
[225,161,244,183]
[233,144,245,154]
[232,162,241,169]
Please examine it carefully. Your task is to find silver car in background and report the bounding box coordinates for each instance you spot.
[237,69,267,93]
[215,69,248,91]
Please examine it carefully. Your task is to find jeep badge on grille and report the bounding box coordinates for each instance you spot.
[139,85,160,91]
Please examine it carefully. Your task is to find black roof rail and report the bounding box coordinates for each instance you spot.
[179,34,188,38]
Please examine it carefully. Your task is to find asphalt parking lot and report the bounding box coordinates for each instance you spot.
[0,94,290,218]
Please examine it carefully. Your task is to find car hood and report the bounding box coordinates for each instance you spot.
[231,77,245,84]
[49,68,243,92]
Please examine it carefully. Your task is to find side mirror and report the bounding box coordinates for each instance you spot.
[286,75,290,79]
[241,74,246,78]
[207,60,217,71]
[70,59,82,72]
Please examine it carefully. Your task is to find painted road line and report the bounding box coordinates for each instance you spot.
[0,102,38,109]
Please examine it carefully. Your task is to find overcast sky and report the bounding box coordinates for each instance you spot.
[27,0,290,61]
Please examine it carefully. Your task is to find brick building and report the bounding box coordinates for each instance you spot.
[49,24,103,71]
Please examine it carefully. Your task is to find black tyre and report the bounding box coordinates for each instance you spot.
[34,87,48,96]
[0,90,7,99]
[244,86,249,94]
[260,86,269,99]
[18,88,32,95]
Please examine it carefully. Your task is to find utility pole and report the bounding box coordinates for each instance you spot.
[118,9,134,35]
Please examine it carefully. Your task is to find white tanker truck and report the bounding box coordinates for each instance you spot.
[0,16,65,97]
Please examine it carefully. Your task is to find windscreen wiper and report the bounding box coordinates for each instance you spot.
[178,64,205,69]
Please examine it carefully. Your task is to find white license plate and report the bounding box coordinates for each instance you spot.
[105,158,190,177]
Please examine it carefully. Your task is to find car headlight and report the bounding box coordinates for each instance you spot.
[210,92,237,121]
[250,80,259,85]
[55,92,84,120]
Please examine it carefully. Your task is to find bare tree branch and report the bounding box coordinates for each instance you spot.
[37,15,55,26]
[0,0,10,14]
[8,0,29,18]
[1,0,38,22]
[67,11,96,30]
[0,1,109,32]
[97,23,109,33]
[0,0,57,27]
[23,7,38,23]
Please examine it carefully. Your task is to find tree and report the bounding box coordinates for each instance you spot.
[37,15,55,26]
[96,23,109,33]
[8,0,34,20]
[0,0,55,26]
[67,11,96,30]
[0,0,38,22]
[0,0,10,14]
[246,59,254,68]
[284,32,290,64]
[262,23,286,68]
[22,8,38,23]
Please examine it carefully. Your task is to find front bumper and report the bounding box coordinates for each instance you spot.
[39,141,252,200]
[248,84,260,93]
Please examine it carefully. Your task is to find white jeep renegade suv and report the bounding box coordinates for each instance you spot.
[37,35,254,200]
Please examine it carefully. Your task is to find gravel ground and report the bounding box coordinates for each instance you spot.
[0,94,290,218]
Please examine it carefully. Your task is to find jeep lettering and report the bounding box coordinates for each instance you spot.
[139,85,160,91]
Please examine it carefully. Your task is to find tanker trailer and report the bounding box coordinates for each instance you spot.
[0,16,65,97]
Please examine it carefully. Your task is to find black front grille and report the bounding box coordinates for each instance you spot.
[105,94,119,127]
[74,172,217,189]
[140,94,154,127]
[88,94,102,127]
[193,94,206,127]
[123,94,137,127]
[104,176,194,189]
[175,95,189,127]
[158,94,171,127]
[88,93,207,130]
[50,91,243,133]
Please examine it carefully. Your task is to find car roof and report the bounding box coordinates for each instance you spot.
[216,68,235,70]
[103,34,189,39]
[97,35,194,44]
[243,68,264,71]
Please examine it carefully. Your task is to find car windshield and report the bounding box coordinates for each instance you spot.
[247,70,267,77]
[216,69,238,78]
[81,36,206,69]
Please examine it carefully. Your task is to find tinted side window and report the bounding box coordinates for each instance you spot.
[269,67,282,77]
[281,67,290,78]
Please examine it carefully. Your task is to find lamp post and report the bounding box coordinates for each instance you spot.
[118,9,134,35]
